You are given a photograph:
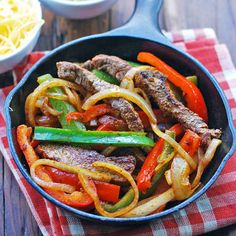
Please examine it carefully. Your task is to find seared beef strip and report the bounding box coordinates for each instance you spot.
[90,54,132,82]
[36,143,136,184]
[133,70,221,140]
[86,54,221,141]
[57,61,144,132]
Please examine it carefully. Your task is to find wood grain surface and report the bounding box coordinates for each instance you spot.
[1,0,235,235]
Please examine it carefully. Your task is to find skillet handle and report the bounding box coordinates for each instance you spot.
[108,0,171,45]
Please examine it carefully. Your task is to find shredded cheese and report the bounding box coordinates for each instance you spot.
[0,0,44,56]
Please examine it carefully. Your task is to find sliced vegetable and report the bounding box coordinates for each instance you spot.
[46,189,93,209]
[103,189,134,213]
[66,104,113,123]
[151,123,197,170]
[37,74,86,130]
[34,127,154,147]
[92,69,119,85]
[186,75,198,86]
[137,124,184,192]
[140,131,176,199]
[122,188,175,217]
[137,52,208,122]
[139,164,168,199]
[171,129,201,200]
[17,125,39,167]
[178,129,201,157]
[192,138,221,188]
[46,167,120,203]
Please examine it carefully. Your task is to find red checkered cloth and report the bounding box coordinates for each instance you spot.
[1,28,236,235]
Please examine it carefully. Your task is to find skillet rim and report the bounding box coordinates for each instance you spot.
[4,33,236,224]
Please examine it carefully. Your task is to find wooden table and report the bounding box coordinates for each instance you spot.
[1,0,236,235]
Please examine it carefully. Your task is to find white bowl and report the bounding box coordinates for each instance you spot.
[0,0,43,74]
[40,0,118,19]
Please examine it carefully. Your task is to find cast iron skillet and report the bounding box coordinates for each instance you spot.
[4,0,236,224]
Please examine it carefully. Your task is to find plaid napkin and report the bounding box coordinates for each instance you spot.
[1,28,236,236]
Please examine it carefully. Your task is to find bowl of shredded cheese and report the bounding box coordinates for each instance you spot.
[0,0,44,73]
[40,0,117,19]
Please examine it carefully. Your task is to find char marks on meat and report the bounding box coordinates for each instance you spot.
[89,54,132,81]
[57,61,144,132]
[134,70,221,140]
[36,143,136,184]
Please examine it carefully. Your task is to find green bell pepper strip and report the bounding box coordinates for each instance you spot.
[92,61,143,85]
[92,69,119,85]
[34,127,154,147]
[37,74,86,130]
[103,189,134,213]
[158,130,176,161]
[139,130,175,199]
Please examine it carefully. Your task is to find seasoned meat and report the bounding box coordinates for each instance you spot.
[134,70,221,141]
[57,61,144,132]
[89,54,132,81]
[36,143,136,184]
[82,60,94,71]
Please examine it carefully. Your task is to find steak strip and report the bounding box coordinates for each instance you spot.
[89,54,132,81]
[133,70,221,142]
[36,143,136,184]
[86,54,221,142]
[57,61,144,132]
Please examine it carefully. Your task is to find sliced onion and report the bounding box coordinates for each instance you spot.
[71,89,83,112]
[30,162,76,193]
[122,188,174,217]
[81,161,139,217]
[134,88,151,106]
[170,156,192,200]
[165,170,172,185]
[192,139,222,188]
[151,123,197,170]
[155,151,175,173]
[30,159,112,183]
[82,87,157,123]
[41,97,62,116]
[120,77,134,91]
[45,92,68,101]
[26,79,84,126]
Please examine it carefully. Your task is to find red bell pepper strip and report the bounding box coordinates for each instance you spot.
[16,125,94,208]
[46,167,120,203]
[137,124,184,192]
[137,109,172,129]
[137,52,208,122]
[97,123,116,131]
[178,129,201,156]
[66,104,113,123]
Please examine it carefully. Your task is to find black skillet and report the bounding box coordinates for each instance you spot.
[4,0,236,224]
